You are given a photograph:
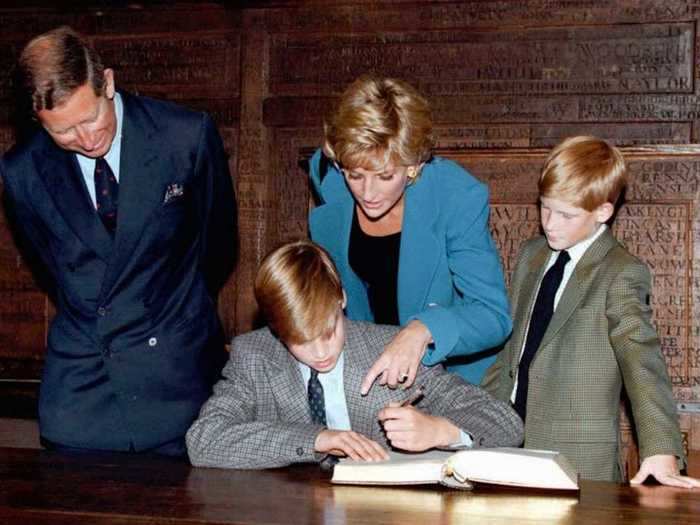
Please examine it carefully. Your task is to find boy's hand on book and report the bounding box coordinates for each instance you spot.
[378,404,459,451]
[315,429,389,461]
[361,320,432,395]
[630,454,700,488]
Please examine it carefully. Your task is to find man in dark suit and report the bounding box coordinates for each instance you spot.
[0,26,237,455]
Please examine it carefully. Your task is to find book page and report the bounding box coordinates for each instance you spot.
[332,450,453,485]
[447,448,579,490]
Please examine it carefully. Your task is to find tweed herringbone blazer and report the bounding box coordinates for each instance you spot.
[187,320,523,469]
[482,229,684,481]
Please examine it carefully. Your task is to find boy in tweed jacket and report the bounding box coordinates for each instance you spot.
[482,136,698,487]
[187,241,522,469]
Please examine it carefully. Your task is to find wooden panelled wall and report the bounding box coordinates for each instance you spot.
[1,1,700,472]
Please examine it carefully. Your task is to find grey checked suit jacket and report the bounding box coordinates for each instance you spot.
[187,320,523,469]
[482,230,684,481]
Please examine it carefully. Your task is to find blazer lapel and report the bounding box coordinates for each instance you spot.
[267,340,313,423]
[509,243,550,372]
[342,322,403,439]
[342,323,378,438]
[397,181,441,323]
[538,229,618,351]
[37,144,113,262]
[99,93,164,299]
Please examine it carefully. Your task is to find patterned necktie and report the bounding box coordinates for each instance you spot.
[94,157,119,235]
[308,369,327,426]
[513,250,571,422]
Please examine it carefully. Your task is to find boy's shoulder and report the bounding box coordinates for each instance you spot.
[229,327,286,364]
[521,235,548,254]
[586,229,648,275]
[344,320,400,358]
[345,319,399,341]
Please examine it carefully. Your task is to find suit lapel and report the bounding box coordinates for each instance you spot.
[342,322,378,438]
[397,180,441,323]
[99,93,165,299]
[267,338,313,423]
[538,229,618,351]
[510,242,550,372]
[36,143,114,262]
[343,322,404,439]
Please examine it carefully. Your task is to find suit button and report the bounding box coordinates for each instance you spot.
[97,307,106,316]
[508,370,514,379]
[296,447,304,456]
[148,337,158,347]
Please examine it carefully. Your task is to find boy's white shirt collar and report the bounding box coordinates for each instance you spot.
[546,223,607,309]
[549,223,608,269]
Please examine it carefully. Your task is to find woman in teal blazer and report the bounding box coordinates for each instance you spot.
[309,76,511,388]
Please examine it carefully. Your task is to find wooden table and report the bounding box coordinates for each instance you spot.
[0,447,699,524]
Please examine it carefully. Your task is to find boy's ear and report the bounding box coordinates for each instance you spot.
[341,290,347,309]
[594,202,615,224]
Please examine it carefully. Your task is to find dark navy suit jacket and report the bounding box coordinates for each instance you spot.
[0,92,237,451]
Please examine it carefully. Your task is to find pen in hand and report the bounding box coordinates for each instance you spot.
[399,385,425,407]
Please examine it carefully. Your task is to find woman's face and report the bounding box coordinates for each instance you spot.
[342,162,412,221]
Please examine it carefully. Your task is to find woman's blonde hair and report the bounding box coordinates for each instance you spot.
[254,240,344,345]
[539,136,627,211]
[323,75,433,175]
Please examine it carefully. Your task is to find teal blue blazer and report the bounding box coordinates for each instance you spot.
[309,150,511,384]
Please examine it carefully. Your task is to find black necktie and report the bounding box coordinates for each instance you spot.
[94,157,119,235]
[308,369,327,426]
[513,250,570,422]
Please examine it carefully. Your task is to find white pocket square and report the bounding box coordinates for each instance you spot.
[163,183,184,204]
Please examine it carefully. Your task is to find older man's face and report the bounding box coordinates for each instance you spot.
[37,69,117,159]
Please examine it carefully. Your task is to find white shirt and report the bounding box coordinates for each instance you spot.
[510,224,607,402]
[298,353,352,431]
[76,92,124,208]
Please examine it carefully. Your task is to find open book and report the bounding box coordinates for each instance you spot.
[331,447,579,491]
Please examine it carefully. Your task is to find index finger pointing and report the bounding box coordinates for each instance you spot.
[361,360,386,396]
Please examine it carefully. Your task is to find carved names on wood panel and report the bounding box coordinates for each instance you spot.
[90,7,237,36]
[235,28,274,333]
[434,123,691,149]
[269,23,692,97]
[454,151,700,402]
[273,129,323,244]
[95,34,240,98]
[254,1,700,34]
[0,186,46,366]
[0,127,47,368]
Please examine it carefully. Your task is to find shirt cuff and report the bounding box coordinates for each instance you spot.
[446,430,474,449]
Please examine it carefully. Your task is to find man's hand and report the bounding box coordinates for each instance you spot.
[630,454,700,488]
[314,429,389,461]
[377,403,460,451]
[361,320,432,395]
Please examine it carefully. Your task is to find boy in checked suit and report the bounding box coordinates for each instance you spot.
[187,241,522,469]
[482,136,699,487]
